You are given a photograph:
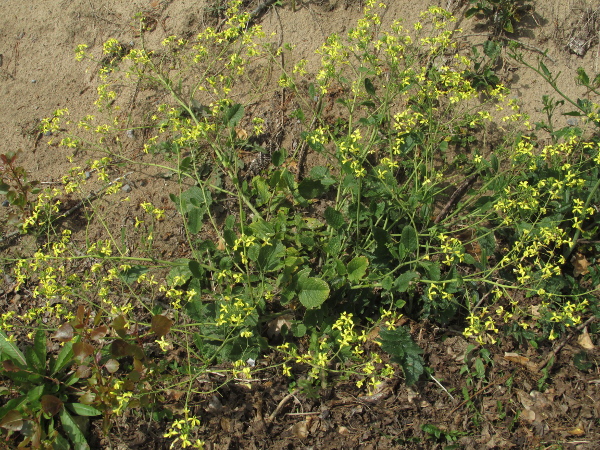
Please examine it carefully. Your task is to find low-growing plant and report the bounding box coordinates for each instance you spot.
[0,302,172,448]
[0,151,40,226]
[2,0,600,445]
[466,0,534,35]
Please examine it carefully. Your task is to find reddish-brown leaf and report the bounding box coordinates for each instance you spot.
[0,410,23,431]
[151,315,173,337]
[110,339,129,357]
[76,365,92,378]
[90,326,108,341]
[52,323,74,342]
[104,359,119,373]
[73,341,94,363]
[41,395,63,416]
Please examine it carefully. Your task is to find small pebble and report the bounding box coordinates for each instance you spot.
[567,118,578,127]
[84,171,91,179]
[2,200,9,207]
[126,129,135,139]
[44,131,52,136]
[30,79,36,83]
[122,184,132,193]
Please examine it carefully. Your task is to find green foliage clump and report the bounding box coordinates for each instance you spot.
[1,0,600,446]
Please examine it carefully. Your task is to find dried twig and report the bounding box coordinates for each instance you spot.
[434,172,479,224]
[534,315,598,372]
[449,372,511,415]
[0,172,132,246]
[267,389,299,423]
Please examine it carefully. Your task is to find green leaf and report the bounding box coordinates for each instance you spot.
[573,351,593,372]
[364,77,376,96]
[187,207,202,234]
[401,225,418,252]
[173,187,212,234]
[0,181,10,195]
[292,323,307,338]
[167,259,193,286]
[324,207,345,230]
[309,166,336,186]
[298,179,325,199]
[271,149,285,166]
[118,265,148,285]
[297,275,329,309]
[59,408,90,449]
[347,256,368,282]
[50,342,74,376]
[419,260,440,281]
[224,103,244,127]
[257,242,285,273]
[188,260,204,279]
[0,331,26,368]
[539,61,550,78]
[379,326,424,386]
[325,234,342,256]
[66,403,101,417]
[465,7,480,18]
[577,67,590,86]
[394,271,419,293]
[31,329,46,372]
[26,383,44,402]
[490,153,499,173]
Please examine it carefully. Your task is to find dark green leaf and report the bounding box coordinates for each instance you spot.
[29,329,46,372]
[50,342,74,376]
[490,153,499,173]
[271,149,285,166]
[401,225,418,252]
[224,103,244,127]
[59,408,90,449]
[0,331,26,367]
[309,166,336,186]
[298,179,325,199]
[27,385,44,403]
[324,207,345,230]
[573,351,593,371]
[379,326,424,386]
[188,260,204,279]
[465,7,480,18]
[364,77,376,96]
[394,271,419,292]
[257,242,285,273]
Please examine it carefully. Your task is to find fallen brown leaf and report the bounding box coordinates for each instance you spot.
[577,327,595,350]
